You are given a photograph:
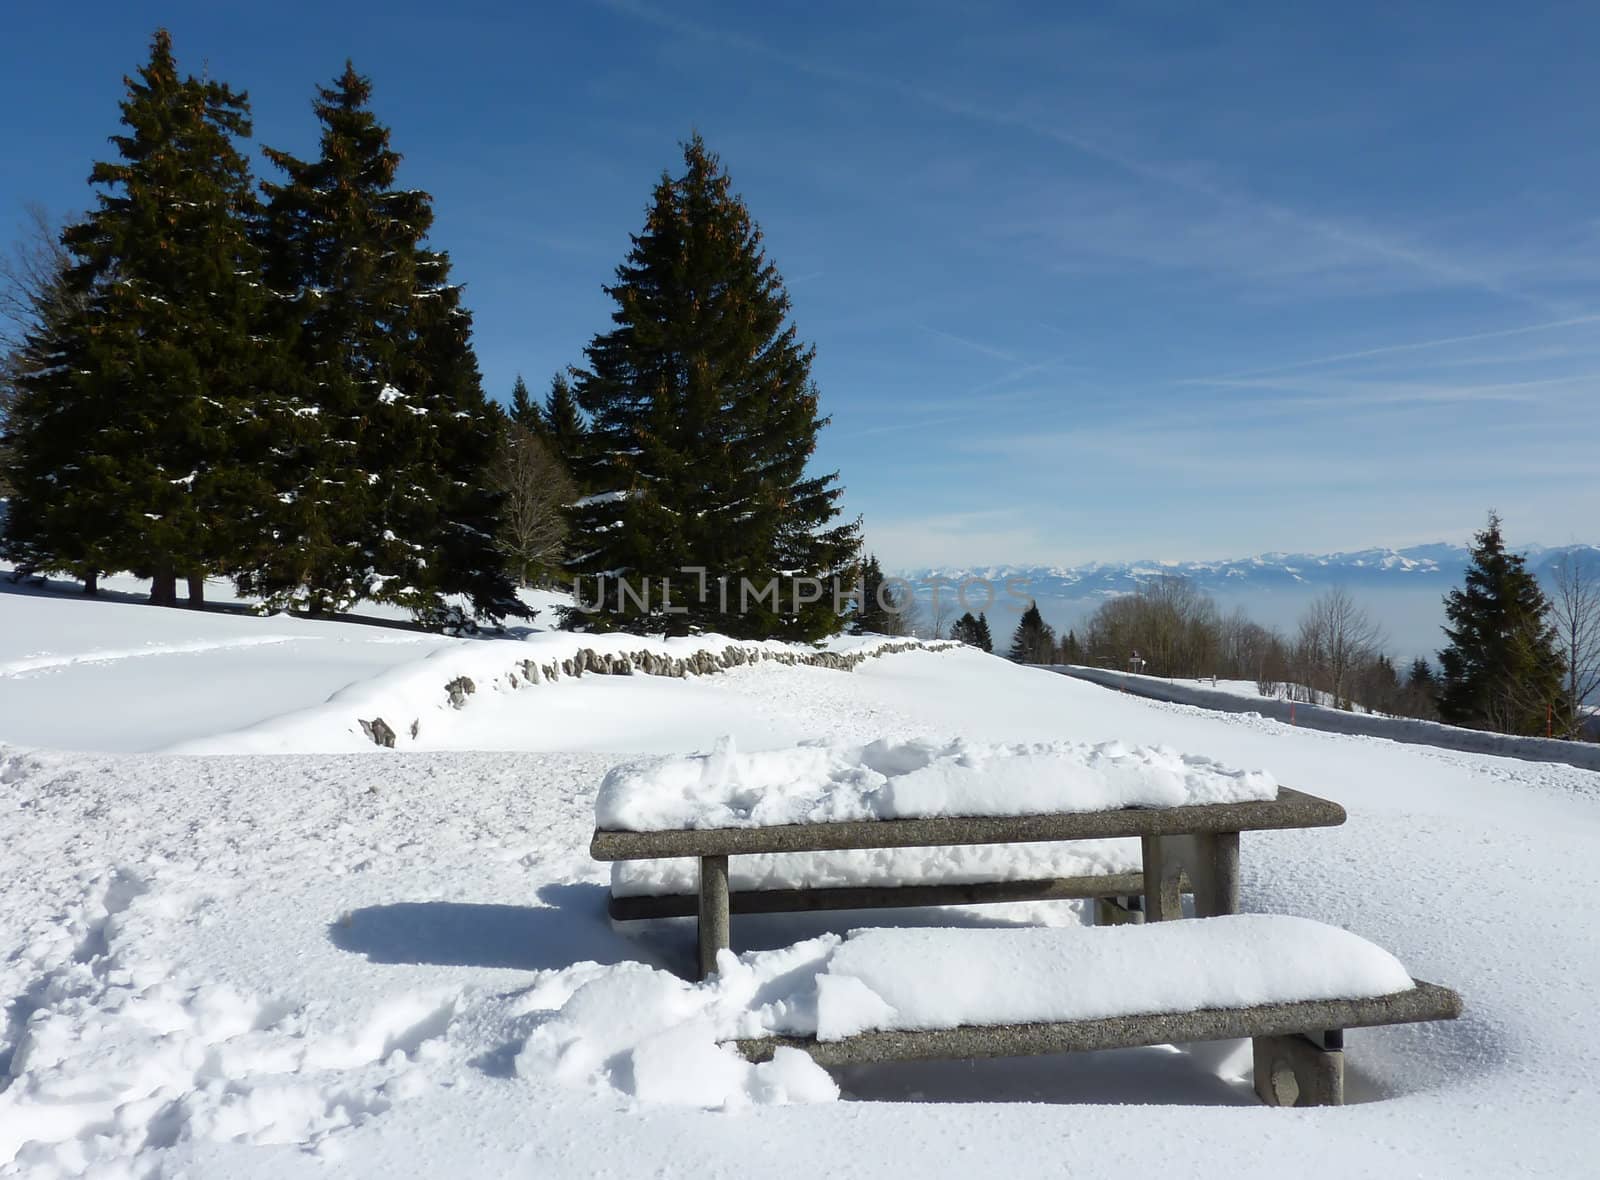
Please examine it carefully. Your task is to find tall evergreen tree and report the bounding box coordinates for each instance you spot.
[1008,600,1056,664]
[540,371,587,477]
[508,374,537,429]
[1437,513,1565,734]
[565,136,859,639]
[852,554,890,635]
[975,611,994,653]
[4,30,274,607]
[244,62,522,623]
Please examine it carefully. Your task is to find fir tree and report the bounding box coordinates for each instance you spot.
[566,136,859,639]
[540,371,587,478]
[246,62,522,624]
[1437,513,1565,734]
[1008,600,1056,664]
[508,374,537,429]
[950,611,981,647]
[1407,657,1434,690]
[975,611,994,653]
[853,555,890,635]
[1060,628,1083,664]
[5,30,274,607]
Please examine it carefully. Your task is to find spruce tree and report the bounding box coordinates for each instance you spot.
[246,62,522,624]
[975,611,993,653]
[852,555,889,635]
[1008,600,1056,664]
[5,30,274,607]
[509,374,537,429]
[566,136,859,639]
[1437,513,1565,734]
[950,611,980,646]
[540,372,586,469]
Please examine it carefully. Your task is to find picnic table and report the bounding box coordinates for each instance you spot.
[591,787,1346,979]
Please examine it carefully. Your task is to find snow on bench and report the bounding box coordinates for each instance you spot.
[729,916,1463,1107]
[760,916,1416,1041]
[521,915,1461,1109]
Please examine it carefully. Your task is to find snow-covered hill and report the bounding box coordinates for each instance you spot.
[2,579,1599,1177]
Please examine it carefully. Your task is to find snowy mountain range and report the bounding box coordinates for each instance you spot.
[905,542,1599,599]
[902,542,1600,656]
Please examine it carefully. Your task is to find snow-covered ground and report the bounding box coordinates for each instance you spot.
[3,580,1599,1177]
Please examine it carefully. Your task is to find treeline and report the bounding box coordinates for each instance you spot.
[991,514,1599,740]
[0,31,858,638]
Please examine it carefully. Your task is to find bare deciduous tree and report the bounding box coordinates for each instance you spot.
[1547,549,1600,739]
[1294,587,1385,709]
[490,424,575,587]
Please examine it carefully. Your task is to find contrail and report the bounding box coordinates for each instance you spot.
[1184,313,1600,383]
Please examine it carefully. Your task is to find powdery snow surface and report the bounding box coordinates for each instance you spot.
[4,588,1600,1176]
[594,736,1278,831]
[807,918,1414,1039]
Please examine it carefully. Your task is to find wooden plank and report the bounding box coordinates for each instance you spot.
[591,787,1344,861]
[607,872,1149,921]
[733,980,1463,1066]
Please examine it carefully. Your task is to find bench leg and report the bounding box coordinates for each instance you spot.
[1252,1033,1344,1106]
[697,854,730,981]
[1093,896,1143,926]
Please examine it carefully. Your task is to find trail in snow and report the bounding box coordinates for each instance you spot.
[0,635,300,678]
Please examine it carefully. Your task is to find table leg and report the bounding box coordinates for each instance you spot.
[1141,836,1183,921]
[1193,831,1240,918]
[697,854,730,980]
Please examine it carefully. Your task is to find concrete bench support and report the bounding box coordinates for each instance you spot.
[1253,1032,1344,1107]
[1142,831,1240,920]
[697,854,730,980]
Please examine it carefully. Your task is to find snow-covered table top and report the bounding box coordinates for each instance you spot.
[596,736,1279,833]
[591,738,1343,866]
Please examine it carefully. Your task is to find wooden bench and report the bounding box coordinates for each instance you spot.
[592,788,1347,978]
[734,981,1463,1107]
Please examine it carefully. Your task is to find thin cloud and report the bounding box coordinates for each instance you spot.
[597,0,1563,312]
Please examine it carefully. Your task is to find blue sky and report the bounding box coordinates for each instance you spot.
[4,1,1598,569]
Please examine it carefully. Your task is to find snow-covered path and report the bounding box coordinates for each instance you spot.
[3,632,1598,1176]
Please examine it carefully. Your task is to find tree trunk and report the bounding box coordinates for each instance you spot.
[83,570,99,597]
[186,572,205,609]
[150,567,178,607]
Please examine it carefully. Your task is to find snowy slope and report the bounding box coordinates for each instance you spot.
[2,592,1599,1177]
